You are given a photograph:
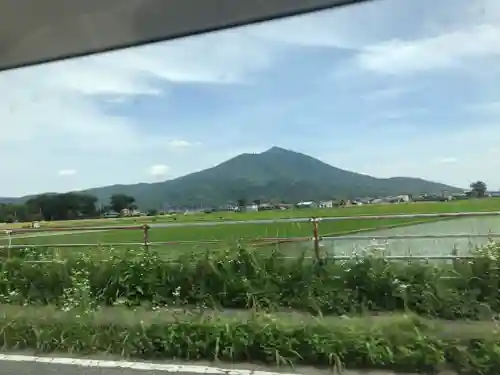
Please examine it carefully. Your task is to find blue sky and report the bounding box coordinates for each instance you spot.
[1,0,500,196]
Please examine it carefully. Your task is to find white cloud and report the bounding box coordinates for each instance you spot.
[58,169,77,176]
[357,24,500,75]
[148,164,170,177]
[167,140,200,149]
[436,157,458,165]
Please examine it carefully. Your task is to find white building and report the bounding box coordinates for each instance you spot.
[319,200,334,208]
[396,195,411,203]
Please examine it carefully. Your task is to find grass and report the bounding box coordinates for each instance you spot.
[0,304,497,341]
[2,243,500,371]
[1,302,500,373]
[0,304,490,372]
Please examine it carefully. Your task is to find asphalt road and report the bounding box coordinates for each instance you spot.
[0,361,132,375]
[0,362,434,375]
[0,356,232,375]
[0,355,439,375]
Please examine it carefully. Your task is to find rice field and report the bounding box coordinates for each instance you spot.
[0,217,437,247]
[285,216,500,257]
[1,199,500,259]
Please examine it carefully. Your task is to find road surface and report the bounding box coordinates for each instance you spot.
[0,354,442,375]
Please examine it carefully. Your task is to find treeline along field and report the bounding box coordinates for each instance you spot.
[3,194,500,230]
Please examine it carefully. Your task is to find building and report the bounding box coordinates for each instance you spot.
[121,208,141,217]
[396,194,411,203]
[296,201,317,209]
[318,200,333,208]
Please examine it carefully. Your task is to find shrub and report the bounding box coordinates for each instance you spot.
[1,245,500,319]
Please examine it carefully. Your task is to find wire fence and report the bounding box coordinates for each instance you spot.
[2,210,500,261]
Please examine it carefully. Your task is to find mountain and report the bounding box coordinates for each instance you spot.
[1,147,462,209]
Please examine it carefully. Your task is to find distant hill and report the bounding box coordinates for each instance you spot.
[1,147,462,209]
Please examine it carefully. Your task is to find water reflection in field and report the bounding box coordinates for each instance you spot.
[284,217,500,257]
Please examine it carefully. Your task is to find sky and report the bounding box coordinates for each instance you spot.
[1,0,500,196]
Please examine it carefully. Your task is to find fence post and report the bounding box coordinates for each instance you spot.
[5,230,12,259]
[142,224,150,252]
[310,217,322,263]
[451,246,459,270]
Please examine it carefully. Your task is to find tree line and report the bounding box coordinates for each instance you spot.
[0,193,138,223]
[0,180,492,223]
